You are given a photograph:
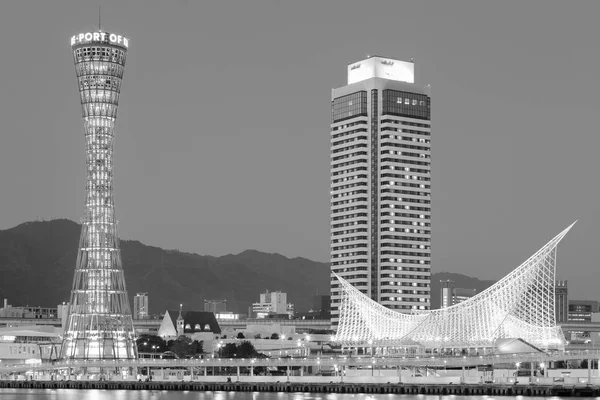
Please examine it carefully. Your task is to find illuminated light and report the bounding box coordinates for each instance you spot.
[347,56,415,85]
[71,31,129,48]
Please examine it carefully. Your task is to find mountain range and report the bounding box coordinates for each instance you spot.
[0,219,496,314]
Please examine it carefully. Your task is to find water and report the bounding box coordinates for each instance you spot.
[0,390,592,400]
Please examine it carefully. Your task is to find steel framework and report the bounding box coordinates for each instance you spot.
[61,31,136,360]
[334,223,576,349]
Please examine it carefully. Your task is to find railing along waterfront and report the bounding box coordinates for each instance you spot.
[2,349,600,374]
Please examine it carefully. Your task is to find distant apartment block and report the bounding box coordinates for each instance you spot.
[252,290,294,319]
[440,280,476,308]
[133,293,149,320]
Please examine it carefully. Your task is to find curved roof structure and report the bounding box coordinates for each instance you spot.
[333,223,576,349]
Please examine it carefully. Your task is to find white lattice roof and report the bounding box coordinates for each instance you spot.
[334,222,575,349]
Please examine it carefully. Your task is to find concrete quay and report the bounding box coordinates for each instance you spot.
[1,379,599,397]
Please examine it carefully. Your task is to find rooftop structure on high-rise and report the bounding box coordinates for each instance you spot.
[61,29,136,360]
[330,56,432,325]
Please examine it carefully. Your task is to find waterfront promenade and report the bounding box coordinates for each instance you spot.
[3,350,600,396]
[2,349,600,374]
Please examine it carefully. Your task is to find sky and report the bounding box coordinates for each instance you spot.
[0,0,599,298]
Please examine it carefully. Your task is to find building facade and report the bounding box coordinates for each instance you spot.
[156,309,221,356]
[252,291,293,318]
[134,293,149,320]
[0,326,62,365]
[440,280,476,308]
[330,56,431,325]
[555,280,568,323]
[0,299,58,319]
[61,30,136,360]
[568,300,600,322]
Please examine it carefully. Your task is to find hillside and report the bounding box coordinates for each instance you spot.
[0,219,496,314]
[0,220,329,314]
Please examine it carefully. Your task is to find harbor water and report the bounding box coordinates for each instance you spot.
[0,389,594,400]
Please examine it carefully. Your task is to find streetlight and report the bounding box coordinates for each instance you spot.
[137,342,148,358]
[152,345,157,359]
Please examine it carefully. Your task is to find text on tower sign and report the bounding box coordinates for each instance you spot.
[71,32,129,48]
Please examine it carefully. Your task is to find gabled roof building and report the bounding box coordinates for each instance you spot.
[157,309,221,340]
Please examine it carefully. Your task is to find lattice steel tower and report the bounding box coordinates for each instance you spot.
[61,30,136,360]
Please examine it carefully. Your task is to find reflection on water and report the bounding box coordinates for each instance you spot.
[0,389,581,400]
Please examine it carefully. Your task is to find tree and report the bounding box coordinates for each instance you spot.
[169,335,193,358]
[136,334,167,354]
[254,334,262,339]
[190,340,204,356]
[238,341,258,358]
[221,343,238,358]
[270,333,280,340]
[237,332,245,339]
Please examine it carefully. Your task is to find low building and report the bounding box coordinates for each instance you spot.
[0,300,58,319]
[157,308,221,343]
[252,290,294,318]
[568,300,600,322]
[0,325,62,365]
[215,312,239,320]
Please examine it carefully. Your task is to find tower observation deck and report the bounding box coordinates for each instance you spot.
[61,30,136,360]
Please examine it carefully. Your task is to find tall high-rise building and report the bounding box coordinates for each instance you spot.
[330,56,431,325]
[134,293,149,320]
[61,30,136,360]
